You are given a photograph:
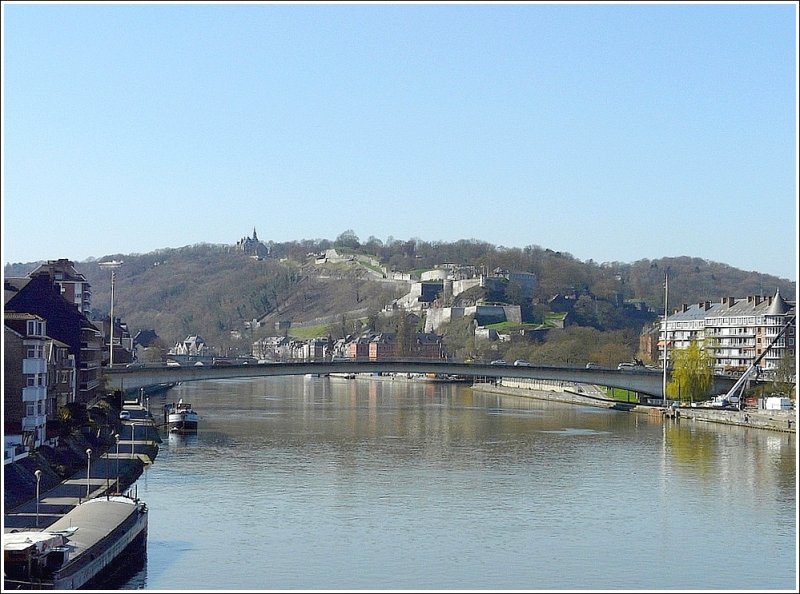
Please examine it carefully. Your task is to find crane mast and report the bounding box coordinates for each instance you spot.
[721,315,795,410]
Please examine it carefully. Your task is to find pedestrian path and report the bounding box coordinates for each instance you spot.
[3,404,160,532]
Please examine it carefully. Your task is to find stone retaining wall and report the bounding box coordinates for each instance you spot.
[473,381,796,434]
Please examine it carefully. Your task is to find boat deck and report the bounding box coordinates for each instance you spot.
[45,496,141,561]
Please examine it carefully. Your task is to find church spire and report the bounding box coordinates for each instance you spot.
[253,227,258,241]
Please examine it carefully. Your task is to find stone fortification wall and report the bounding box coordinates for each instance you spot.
[424,304,522,332]
[421,270,448,281]
[452,278,480,296]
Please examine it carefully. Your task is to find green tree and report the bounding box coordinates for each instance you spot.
[668,340,713,402]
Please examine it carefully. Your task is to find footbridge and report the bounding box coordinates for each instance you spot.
[104,360,740,398]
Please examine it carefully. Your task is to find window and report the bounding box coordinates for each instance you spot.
[27,374,45,387]
[26,320,45,337]
[26,344,44,359]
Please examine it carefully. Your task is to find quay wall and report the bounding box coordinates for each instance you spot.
[472,379,797,434]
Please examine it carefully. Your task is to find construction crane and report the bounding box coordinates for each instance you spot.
[715,315,795,410]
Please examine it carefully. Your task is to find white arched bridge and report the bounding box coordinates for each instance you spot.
[104,360,743,398]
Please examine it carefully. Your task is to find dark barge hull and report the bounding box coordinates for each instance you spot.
[168,420,198,433]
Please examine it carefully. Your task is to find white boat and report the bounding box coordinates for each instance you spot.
[167,399,199,433]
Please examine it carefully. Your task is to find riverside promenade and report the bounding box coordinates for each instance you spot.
[3,403,161,532]
[473,379,797,434]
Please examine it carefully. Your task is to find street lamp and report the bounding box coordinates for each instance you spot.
[34,470,42,527]
[115,433,120,492]
[85,448,92,499]
[99,260,123,367]
[662,271,669,408]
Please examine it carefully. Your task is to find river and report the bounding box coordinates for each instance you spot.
[118,375,796,590]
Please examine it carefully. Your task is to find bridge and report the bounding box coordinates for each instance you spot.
[104,360,741,398]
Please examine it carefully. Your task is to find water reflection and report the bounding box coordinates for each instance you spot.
[121,376,795,590]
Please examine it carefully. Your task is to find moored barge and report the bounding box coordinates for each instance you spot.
[3,495,148,590]
[167,399,199,433]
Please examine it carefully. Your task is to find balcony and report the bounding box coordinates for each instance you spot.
[22,357,47,375]
[22,385,47,402]
[21,414,46,431]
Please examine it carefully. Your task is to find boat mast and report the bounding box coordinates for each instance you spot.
[662,271,669,407]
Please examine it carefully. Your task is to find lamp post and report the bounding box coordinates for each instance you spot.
[662,271,669,408]
[99,260,123,367]
[115,433,120,492]
[34,470,42,527]
[85,448,92,499]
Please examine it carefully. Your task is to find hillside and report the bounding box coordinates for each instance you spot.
[4,238,796,356]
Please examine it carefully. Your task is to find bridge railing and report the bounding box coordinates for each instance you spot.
[105,359,740,399]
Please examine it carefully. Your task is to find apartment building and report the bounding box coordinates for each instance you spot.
[660,289,795,376]
[28,258,93,316]
[5,267,104,406]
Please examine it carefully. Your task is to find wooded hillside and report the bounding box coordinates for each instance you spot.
[5,236,795,359]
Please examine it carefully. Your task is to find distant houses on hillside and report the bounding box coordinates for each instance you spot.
[251,329,445,362]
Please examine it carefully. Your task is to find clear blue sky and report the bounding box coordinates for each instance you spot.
[2,2,797,280]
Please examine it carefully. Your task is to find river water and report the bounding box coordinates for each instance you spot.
[119,375,796,591]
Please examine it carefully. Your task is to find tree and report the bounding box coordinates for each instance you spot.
[439,315,476,360]
[770,352,797,395]
[668,340,713,403]
[592,342,632,369]
[394,313,415,357]
[335,230,360,251]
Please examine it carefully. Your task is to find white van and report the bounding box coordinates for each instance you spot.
[765,397,793,410]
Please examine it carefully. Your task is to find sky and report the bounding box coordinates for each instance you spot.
[2,2,798,281]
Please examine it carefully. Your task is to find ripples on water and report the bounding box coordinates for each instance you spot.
[117,376,796,591]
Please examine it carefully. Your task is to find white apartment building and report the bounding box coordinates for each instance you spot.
[660,289,795,377]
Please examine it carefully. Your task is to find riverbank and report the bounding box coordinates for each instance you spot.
[472,379,797,434]
[3,401,161,530]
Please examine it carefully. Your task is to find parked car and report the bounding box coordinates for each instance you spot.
[490,359,508,366]
[119,410,131,420]
[585,362,601,369]
[513,359,532,366]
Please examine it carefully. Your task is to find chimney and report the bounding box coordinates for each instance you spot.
[683,304,689,313]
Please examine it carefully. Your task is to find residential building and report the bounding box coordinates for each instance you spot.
[28,258,93,316]
[660,289,796,377]
[170,335,209,357]
[5,270,104,406]
[95,316,134,365]
[3,313,49,453]
[46,337,77,413]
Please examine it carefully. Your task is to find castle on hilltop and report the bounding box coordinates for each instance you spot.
[235,228,270,259]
